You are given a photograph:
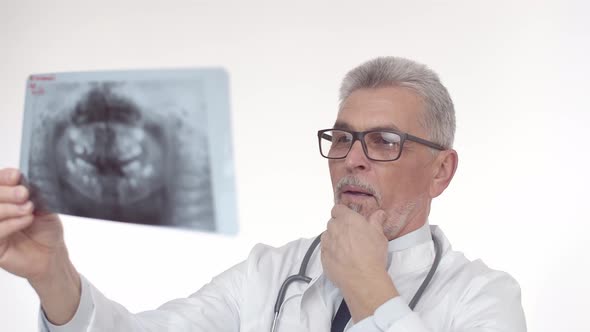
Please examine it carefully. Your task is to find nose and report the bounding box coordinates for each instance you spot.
[344,140,370,171]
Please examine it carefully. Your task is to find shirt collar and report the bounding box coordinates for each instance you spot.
[387,220,432,252]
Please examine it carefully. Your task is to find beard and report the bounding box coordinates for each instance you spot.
[333,175,424,240]
[380,200,418,239]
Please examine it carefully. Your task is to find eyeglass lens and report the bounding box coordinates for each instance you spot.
[319,130,402,161]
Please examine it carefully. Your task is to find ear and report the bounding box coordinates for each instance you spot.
[429,149,458,198]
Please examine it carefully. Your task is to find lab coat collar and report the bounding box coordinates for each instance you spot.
[388,221,432,252]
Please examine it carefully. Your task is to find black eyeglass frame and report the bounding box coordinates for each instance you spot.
[317,128,446,162]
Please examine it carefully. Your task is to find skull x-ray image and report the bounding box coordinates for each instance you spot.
[20,69,236,234]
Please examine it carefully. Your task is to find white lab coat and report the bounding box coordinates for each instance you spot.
[39,225,526,331]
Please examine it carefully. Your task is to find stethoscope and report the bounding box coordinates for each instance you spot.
[270,230,442,332]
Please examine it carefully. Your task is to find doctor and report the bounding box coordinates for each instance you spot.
[0,56,526,331]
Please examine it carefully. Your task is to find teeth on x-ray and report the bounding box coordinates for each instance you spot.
[19,70,234,233]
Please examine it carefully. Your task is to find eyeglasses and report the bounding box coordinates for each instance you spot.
[317,128,446,162]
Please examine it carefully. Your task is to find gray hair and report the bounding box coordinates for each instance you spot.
[339,56,456,149]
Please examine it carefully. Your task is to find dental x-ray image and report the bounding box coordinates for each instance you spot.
[19,69,237,234]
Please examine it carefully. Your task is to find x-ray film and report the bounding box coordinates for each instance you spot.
[19,68,237,234]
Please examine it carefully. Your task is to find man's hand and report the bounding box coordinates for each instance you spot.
[321,204,399,323]
[0,168,81,325]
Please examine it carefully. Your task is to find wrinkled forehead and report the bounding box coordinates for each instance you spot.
[335,87,427,134]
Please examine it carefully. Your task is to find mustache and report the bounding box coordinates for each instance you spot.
[334,176,380,201]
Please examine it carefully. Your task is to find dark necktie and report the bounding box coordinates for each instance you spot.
[331,299,351,332]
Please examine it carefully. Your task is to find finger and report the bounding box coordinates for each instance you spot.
[331,204,351,219]
[0,185,29,204]
[320,245,328,265]
[0,168,21,186]
[330,205,339,219]
[0,201,34,219]
[368,209,387,233]
[320,230,331,248]
[321,231,327,243]
[0,215,34,239]
[320,231,332,250]
[326,217,336,233]
[321,227,329,240]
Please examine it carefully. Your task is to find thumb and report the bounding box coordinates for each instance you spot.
[368,209,387,233]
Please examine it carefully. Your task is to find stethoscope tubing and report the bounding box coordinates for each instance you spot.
[272,233,322,332]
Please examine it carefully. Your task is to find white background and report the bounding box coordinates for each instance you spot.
[1,0,589,331]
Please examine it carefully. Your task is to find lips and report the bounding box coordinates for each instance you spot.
[340,185,374,197]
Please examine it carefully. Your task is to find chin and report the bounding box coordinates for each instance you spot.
[343,201,378,218]
[334,194,379,216]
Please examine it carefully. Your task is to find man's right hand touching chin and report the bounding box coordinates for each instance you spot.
[0,167,81,325]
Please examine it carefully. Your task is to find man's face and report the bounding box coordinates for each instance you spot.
[329,86,437,240]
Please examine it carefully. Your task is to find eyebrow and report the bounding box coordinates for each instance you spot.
[332,121,402,132]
